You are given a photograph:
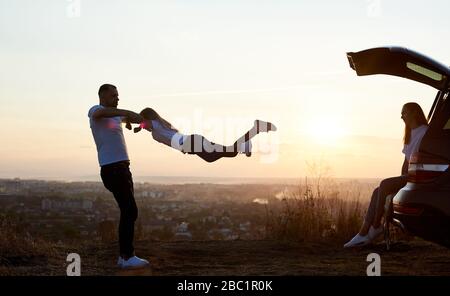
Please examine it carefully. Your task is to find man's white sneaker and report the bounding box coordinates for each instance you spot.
[254,120,277,133]
[368,225,384,241]
[239,140,252,157]
[343,233,371,248]
[121,256,150,269]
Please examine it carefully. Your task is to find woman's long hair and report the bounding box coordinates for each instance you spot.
[403,102,428,145]
[140,108,178,132]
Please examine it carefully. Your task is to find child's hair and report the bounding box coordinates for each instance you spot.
[140,108,178,132]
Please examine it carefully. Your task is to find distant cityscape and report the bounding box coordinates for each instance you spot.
[0,178,297,243]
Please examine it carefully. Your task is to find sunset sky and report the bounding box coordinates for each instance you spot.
[1,0,449,180]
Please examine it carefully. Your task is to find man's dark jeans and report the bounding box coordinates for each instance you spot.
[100,161,137,258]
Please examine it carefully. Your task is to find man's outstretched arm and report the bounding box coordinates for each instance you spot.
[92,107,143,123]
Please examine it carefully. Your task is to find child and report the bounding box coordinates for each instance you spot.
[133,108,277,163]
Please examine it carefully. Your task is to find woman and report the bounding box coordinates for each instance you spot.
[344,102,429,248]
[133,108,277,163]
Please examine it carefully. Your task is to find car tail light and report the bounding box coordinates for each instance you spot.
[393,203,424,216]
[407,152,449,183]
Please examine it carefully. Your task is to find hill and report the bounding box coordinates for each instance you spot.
[1,239,449,276]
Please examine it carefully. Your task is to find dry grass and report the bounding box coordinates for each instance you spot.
[0,214,57,262]
[265,176,371,243]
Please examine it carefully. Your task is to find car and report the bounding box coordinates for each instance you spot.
[346,47,450,248]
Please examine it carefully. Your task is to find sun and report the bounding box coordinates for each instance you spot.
[306,118,346,145]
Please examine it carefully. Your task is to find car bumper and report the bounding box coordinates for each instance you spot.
[393,183,450,245]
[394,182,450,216]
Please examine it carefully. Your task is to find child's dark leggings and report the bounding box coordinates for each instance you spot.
[182,134,239,163]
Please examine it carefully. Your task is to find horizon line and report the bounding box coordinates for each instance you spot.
[0,175,382,184]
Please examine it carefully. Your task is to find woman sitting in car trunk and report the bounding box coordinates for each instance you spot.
[344,102,429,248]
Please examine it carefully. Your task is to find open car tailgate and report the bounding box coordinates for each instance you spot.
[347,47,450,90]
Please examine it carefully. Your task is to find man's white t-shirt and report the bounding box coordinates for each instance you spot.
[402,124,428,161]
[88,105,129,166]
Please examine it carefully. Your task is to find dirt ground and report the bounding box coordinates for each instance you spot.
[2,238,449,276]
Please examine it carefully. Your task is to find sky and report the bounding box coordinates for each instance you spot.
[1,0,449,180]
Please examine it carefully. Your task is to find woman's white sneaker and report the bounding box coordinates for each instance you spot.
[344,233,372,248]
[121,256,150,269]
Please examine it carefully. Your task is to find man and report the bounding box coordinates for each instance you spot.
[88,84,149,269]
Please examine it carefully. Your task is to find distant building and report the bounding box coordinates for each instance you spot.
[177,222,189,233]
[138,191,164,198]
[174,222,192,240]
[239,222,251,232]
[203,216,217,223]
[41,198,93,211]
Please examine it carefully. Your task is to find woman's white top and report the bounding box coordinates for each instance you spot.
[402,124,428,161]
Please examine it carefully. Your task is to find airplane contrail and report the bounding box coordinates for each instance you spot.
[150,71,348,98]
[150,84,320,98]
